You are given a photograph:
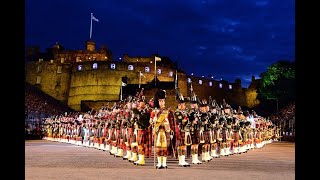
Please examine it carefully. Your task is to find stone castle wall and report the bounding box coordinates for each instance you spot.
[26,59,257,111]
[25,61,71,104]
[25,41,259,111]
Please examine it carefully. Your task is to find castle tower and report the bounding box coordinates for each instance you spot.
[86,40,96,51]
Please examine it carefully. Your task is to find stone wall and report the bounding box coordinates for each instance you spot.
[25,59,259,111]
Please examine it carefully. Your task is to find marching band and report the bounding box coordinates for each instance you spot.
[41,88,281,169]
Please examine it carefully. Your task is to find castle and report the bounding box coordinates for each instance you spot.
[25,40,260,111]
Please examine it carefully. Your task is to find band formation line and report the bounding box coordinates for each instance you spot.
[42,88,281,169]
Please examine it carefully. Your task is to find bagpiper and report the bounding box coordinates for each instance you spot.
[188,85,202,164]
[132,89,151,166]
[151,89,174,169]
[174,88,191,167]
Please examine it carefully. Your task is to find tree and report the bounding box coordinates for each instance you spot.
[258,60,295,112]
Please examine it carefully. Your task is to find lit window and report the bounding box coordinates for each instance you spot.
[209,82,213,86]
[219,83,223,88]
[36,76,41,84]
[128,65,134,71]
[57,66,62,73]
[229,85,232,89]
[92,63,98,69]
[145,67,150,72]
[157,69,161,74]
[61,57,64,63]
[187,78,191,83]
[110,63,116,69]
[76,57,81,62]
[169,71,173,77]
[78,65,82,71]
[199,80,202,84]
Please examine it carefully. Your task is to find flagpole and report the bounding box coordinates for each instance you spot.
[139,71,141,89]
[154,57,157,87]
[175,70,178,89]
[120,82,123,101]
[90,13,93,39]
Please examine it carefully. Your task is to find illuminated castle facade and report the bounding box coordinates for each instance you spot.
[25,40,260,111]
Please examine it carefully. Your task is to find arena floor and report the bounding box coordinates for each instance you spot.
[25,140,295,180]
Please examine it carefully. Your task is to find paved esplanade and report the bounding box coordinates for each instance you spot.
[25,140,294,180]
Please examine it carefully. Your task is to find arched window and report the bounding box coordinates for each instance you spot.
[92,63,98,69]
[128,65,134,71]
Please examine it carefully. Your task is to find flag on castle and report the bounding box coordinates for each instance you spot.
[91,13,99,22]
[140,71,145,77]
[155,56,161,61]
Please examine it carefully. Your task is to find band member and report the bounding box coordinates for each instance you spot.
[188,88,202,164]
[104,114,113,151]
[210,115,220,158]
[128,108,138,163]
[115,111,126,157]
[132,90,151,166]
[245,121,254,150]
[122,96,133,159]
[199,99,213,162]
[225,117,234,155]
[109,109,118,155]
[174,88,191,167]
[75,120,83,146]
[151,89,174,169]
[122,108,133,160]
[238,121,247,153]
[219,117,228,156]
[94,120,102,149]
[232,117,242,154]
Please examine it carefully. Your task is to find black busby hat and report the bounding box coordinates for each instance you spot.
[157,89,166,99]
[225,104,231,109]
[175,88,185,103]
[239,121,245,127]
[190,92,198,104]
[200,99,208,107]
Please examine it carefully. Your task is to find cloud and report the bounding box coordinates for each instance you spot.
[255,0,269,7]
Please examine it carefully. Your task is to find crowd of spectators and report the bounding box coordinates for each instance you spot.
[25,82,74,139]
[269,102,295,138]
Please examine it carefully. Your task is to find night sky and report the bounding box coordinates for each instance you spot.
[25,0,295,88]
